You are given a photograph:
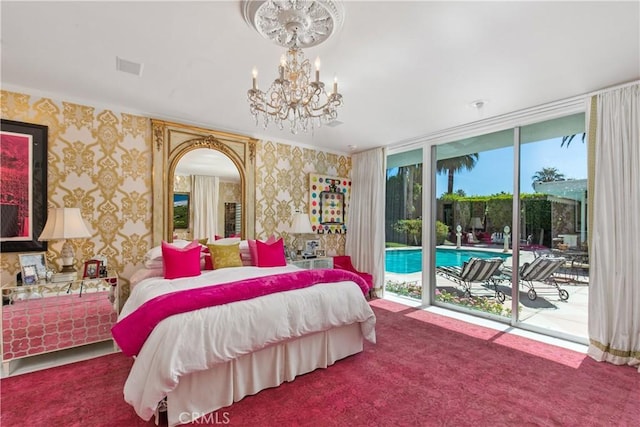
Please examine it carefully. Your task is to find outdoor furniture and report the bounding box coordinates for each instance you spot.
[436,257,504,300]
[491,232,504,244]
[552,249,589,282]
[503,256,569,302]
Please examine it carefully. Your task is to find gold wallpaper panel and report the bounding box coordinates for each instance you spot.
[1,89,352,296]
[0,90,152,300]
[255,141,351,256]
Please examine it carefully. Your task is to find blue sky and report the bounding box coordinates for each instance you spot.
[436,137,588,197]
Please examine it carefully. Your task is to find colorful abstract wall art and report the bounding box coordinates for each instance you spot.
[309,173,351,234]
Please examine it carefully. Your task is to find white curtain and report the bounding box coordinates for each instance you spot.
[346,148,386,296]
[191,175,219,242]
[587,83,640,371]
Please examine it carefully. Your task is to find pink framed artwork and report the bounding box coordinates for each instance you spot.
[0,119,48,252]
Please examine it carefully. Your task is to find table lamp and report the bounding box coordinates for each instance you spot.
[290,211,313,258]
[38,208,92,277]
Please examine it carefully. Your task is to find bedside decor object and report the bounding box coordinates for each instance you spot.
[305,239,320,257]
[83,259,101,279]
[18,252,47,284]
[38,208,92,278]
[290,211,313,258]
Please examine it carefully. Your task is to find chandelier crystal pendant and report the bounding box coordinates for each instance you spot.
[248,40,342,134]
[243,0,345,134]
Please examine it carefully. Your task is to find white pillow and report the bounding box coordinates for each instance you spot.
[144,258,164,269]
[130,267,164,289]
[144,239,192,262]
[238,240,252,265]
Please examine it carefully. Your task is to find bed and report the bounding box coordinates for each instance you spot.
[113,264,376,426]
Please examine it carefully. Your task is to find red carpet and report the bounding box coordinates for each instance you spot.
[1,298,638,426]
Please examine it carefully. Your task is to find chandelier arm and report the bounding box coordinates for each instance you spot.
[246,22,342,133]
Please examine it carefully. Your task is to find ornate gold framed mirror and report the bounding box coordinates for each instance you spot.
[151,119,257,245]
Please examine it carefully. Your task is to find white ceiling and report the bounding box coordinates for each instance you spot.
[1,1,638,155]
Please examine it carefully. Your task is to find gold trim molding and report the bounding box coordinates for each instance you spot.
[151,119,257,245]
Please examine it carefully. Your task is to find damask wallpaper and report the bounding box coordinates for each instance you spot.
[255,141,351,256]
[1,90,352,294]
[0,90,151,299]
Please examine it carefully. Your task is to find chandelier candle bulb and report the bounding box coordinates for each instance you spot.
[244,0,344,133]
[333,76,338,94]
[252,67,257,90]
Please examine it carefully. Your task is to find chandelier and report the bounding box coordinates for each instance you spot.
[243,0,345,134]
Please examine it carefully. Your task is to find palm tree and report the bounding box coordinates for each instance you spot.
[531,167,565,189]
[561,133,586,148]
[436,154,479,194]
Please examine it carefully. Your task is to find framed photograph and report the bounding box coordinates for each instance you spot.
[83,259,101,279]
[316,249,325,257]
[304,239,320,255]
[173,192,190,229]
[0,119,48,253]
[18,252,47,285]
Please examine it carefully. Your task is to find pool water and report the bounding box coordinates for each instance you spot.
[385,248,511,274]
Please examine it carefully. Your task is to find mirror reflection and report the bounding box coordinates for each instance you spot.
[172,148,242,241]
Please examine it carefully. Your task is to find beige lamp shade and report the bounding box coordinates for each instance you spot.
[291,212,313,234]
[39,208,92,241]
[39,208,92,273]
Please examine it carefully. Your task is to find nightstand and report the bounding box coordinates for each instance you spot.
[1,275,119,376]
[290,257,334,270]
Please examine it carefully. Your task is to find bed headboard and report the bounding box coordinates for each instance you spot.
[151,119,258,245]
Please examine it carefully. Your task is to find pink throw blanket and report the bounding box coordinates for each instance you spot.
[112,269,369,357]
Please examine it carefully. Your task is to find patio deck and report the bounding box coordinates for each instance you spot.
[384,247,589,341]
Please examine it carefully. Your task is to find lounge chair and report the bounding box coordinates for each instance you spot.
[501,256,568,302]
[333,255,374,298]
[436,257,504,299]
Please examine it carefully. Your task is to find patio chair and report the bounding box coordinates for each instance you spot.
[436,257,504,299]
[501,256,569,302]
[521,256,569,301]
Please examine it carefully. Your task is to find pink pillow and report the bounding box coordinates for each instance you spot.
[202,247,213,270]
[161,240,202,279]
[248,235,277,266]
[256,238,286,267]
[248,240,258,265]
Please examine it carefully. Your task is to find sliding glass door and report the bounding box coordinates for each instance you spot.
[516,114,588,340]
[385,149,423,300]
[423,112,588,342]
[433,129,514,319]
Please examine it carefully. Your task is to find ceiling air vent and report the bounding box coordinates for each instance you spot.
[116,56,143,76]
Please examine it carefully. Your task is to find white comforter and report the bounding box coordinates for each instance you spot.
[119,265,377,420]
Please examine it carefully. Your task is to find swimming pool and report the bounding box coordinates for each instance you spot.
[385,248,511,274]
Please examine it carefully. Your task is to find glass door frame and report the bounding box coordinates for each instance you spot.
[418,97,588,344]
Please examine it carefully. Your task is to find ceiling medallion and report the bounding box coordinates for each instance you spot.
[243,1,345,134]
[242,0,344,48]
